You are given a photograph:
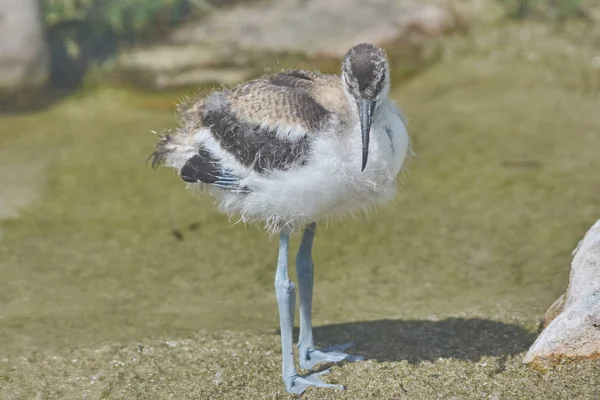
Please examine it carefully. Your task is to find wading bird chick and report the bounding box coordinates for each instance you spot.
[151,42,411,394]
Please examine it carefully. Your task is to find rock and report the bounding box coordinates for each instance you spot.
[171,0,460,57]
[115,44,253,90]
[115,0,462,90]
[404,4,461,39]
[151,68,252,91]
[449,0,505,25]
[0,0,49,103]
[542,292,566,328]
[523,220,600,368]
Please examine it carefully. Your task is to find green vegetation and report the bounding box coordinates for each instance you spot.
[42,0,189,38]
[41,0,194,90]
[40,0,257,40]
[39,0,263,90]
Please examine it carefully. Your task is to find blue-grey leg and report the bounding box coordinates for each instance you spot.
[295,223,365,370]
[274,230,342,394]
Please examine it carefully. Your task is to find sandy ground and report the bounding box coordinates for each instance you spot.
[1,22,600,399]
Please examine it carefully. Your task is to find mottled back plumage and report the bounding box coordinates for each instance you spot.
[152,69,344,175]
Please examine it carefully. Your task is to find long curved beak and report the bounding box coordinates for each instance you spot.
[359,99,376,171]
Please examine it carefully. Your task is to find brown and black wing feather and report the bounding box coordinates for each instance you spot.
[180,148,222,183]
[151,69,335,184]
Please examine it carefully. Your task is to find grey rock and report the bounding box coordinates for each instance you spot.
[152,67,252,90]
[116,44,253,90]
[171,0,458,57]
[115,0,461,90]
[524,219,600,367]
[0,0,49,98]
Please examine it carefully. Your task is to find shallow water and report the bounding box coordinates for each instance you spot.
[1,22,600,399]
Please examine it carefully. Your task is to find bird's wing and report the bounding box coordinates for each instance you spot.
[192,70,335,173]
[151,70,344,187]
[228,70,332,134]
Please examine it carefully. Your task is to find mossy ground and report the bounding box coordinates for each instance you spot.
[1,22,600,399]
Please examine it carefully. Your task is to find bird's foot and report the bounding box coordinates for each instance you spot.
[299,342,365,370]
[285,369,343,395]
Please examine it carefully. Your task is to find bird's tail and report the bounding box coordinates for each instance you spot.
[149,129,197,172]
[149,94,206,172]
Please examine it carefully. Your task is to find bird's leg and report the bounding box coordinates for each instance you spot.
[274,230,342,394]
[295,223,365,370]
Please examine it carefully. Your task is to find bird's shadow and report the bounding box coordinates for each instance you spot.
[280,318,537,363]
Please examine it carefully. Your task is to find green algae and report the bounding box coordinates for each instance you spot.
[1,21,600,399]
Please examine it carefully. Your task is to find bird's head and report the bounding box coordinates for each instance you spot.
[341,43,390,171]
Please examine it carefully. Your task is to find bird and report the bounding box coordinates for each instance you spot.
[151,42,411,394]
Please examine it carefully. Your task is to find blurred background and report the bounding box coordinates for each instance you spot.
[1,0,600,398]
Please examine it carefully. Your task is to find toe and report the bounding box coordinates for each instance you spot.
[286,371,344,394]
